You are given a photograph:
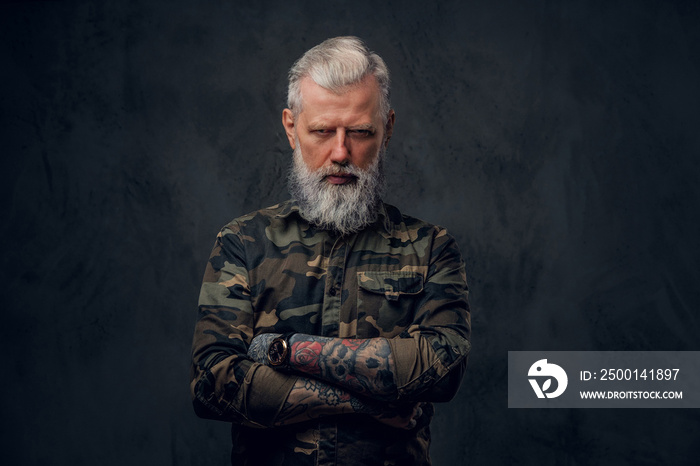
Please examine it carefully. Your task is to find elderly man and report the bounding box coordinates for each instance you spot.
[191,36,471,466]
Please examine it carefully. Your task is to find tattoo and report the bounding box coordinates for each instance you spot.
[276,377,358,426]
[303,378,351,406]
[275,376,419,431]
[246,333,280,365]
[288,335,397,399]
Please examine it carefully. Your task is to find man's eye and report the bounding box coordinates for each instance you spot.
[350,130,373,137]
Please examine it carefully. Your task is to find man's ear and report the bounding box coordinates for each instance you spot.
[384,110,396,147]
[282,109,296,149]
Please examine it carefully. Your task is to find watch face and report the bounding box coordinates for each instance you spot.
[268,338,287,366]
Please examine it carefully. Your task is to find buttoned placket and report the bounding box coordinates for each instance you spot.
[320,233,352,338]
[318,232,354,466]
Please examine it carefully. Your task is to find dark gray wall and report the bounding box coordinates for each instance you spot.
[2,0,699,464]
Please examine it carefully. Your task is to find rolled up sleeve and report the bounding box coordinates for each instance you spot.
[388,229,471,402]
[190,224,297,427]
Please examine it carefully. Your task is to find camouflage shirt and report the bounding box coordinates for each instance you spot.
[191,200,471,466]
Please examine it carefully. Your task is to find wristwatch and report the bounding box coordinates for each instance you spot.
[267,334,293,367]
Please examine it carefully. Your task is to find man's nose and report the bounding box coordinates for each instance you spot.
[329,129,350,164]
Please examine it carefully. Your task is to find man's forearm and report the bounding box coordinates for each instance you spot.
[274,376,419,430]
[247,333,397,400]
[287,334,397,400]
[274,377,364,425]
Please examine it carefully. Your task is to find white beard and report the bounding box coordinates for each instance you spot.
[288,142,385,235]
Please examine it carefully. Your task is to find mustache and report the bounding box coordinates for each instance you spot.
[314,164,363,179]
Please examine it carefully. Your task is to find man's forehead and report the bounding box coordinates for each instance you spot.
[297,76,382,122]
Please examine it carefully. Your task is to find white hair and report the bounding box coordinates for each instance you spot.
[287,36,391,123]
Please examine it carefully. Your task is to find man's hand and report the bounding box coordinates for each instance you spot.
[366,401,427,430]
[247,333,280,364]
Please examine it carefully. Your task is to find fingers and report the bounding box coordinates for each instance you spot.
[407,405,422,429]
[370,401,430,430]
[396,403,422,430]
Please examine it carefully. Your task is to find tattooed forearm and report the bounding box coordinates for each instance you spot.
[274,377,420,430]
[247,333,398,400]
[247,334,420,429]
[275,378,354,425]
[287,334,397,400]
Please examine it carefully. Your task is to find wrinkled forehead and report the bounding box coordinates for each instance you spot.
[297,75,382,120]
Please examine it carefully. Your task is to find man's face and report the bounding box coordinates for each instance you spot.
[283,74,395,234]
[282,75,394,177]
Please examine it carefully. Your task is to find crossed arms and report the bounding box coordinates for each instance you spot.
[246,334,422,428]
[190,218,471,430]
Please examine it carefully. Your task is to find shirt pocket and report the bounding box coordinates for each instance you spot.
[356,271,424,337]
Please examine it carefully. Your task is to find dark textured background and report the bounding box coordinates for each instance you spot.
[2,0,699,464]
